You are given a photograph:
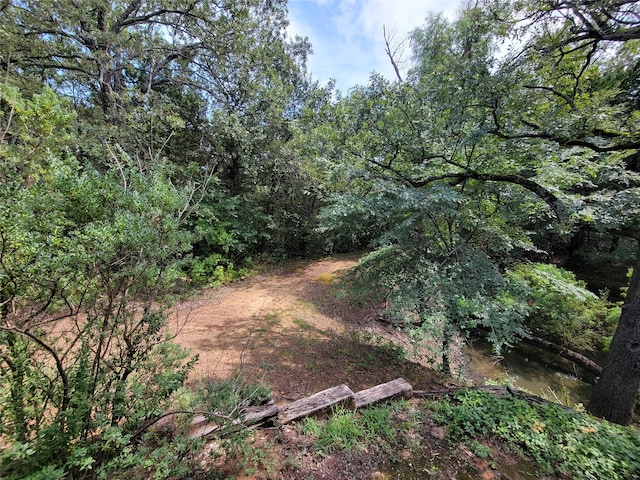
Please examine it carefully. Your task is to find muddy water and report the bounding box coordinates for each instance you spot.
[462,340,595,406]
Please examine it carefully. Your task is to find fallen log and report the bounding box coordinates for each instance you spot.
[279,384,355,424]
[414,385,575,412]
[520,335,602,376]
[471,326,602,376]
[354,377,413,409]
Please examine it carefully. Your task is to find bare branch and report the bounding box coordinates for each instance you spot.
[383,25,405,83]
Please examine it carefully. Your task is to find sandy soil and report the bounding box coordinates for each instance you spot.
[169,255,545,480]
[172,254,445,404]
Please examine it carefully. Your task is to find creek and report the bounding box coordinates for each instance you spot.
[462,340,595,406]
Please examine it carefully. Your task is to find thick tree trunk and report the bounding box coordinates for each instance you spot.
[589,242,640,425]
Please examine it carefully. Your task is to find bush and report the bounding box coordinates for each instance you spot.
[0,113,198,477]
[507,263,616,351]
[430,389,640,479]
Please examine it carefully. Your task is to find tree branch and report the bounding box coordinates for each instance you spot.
[383,25,404,83]
[410,171,564,218]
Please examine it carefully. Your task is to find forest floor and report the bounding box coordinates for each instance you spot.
[172,254,552,479]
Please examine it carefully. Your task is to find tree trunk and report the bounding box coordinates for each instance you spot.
[589,242,640,425]
[441,332,452,376]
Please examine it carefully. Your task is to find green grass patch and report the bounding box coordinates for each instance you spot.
[293,318,312,330]
[301,405,396,455]
[264,313,280,326]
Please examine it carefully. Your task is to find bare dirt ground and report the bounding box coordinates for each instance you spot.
[174,254,446,402]
[168,255,545,480]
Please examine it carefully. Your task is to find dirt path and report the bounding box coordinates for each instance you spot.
[173,255,444,403]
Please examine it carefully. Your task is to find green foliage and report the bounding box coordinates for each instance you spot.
[188,377,274,476]
[0,85,201,479]
[198,376,272,419]
[302,405,395,455]
[508,263,617,351]
[338,243,530,370]
[430,389,640,479]
[188,252,251,287]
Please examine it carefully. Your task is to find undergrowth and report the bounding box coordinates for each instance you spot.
[429,389,640,480]
[301,403,399,455]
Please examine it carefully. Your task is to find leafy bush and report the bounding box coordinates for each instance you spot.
[189,252,250,287]
[430,389,640,479]
[338,244,531,373]
[0,85,203,479]
[508,263,617,351]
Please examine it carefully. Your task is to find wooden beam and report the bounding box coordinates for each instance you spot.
[188,403,279,439]
[279,384,355,424]
[354,377,413,409]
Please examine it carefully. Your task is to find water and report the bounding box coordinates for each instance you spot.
[462,340,594,406]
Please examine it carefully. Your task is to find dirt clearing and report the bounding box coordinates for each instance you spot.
[169,255,546,480]
[173,254,446,404]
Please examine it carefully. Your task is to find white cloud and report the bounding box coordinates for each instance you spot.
[287,0,461,91]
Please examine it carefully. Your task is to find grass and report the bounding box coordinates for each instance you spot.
[314,273,337,284]
[293,318,312,330]
[264,312,280,326]
[190,390,640,479]
[301,404,396,455]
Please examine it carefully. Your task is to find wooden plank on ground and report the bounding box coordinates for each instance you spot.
[279,384,355,424]
[188,404,280,439]
[244,404,279,427]
[354,378,413,409]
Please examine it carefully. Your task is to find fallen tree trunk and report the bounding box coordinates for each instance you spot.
[471,326,602,377]
[414,385,575,412]
[521,335,602,376]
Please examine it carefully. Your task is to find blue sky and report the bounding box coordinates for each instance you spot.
[287,0,461,92]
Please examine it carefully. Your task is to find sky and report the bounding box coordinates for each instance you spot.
[287,0,462,92]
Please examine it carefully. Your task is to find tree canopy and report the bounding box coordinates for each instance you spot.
[1,1,640,477]
[309,0,639,423]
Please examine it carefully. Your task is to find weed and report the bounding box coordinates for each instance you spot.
[316,407,365,454]
[315,273,336,284]
[298,337,316,348]
[470,440,493,459]
[198,376,272,422]
[300,404,397,456]
[293,318,312,330]
[302,417,322,437]
[360,405,394,442]
[264,313,280,326]
[281,350,295,360]
[238,441,280,479]
[429,389,640,480]
[381,342,407,364]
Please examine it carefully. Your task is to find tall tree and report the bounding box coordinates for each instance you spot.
[0,0,317,263]
[315,0,640,426]
[504,0,640,425]
[314,12,541,372]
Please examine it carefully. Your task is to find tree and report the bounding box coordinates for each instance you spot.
[313,12,542,372]
[0,82,197,478]
[485,0,640,424]
[0,0,320,267]
[314,1,640,426]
